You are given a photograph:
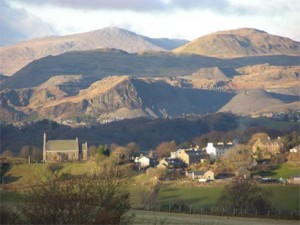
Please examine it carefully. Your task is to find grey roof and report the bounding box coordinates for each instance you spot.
[46,140,78,151]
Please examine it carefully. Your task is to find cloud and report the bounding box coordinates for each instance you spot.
[0,0,55,46]
[10,0,244,13]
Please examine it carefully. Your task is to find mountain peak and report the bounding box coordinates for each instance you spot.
[174,28,300,58]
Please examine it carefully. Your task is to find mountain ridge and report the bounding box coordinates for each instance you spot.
[0,27,188,76]
[174,28,300,58]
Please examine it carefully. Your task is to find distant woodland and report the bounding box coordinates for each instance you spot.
[1,113,298,155]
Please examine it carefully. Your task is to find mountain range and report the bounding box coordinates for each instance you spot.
[0,27,188,76]
[0,27,299,125]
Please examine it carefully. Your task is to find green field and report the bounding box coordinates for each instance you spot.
[258,163,300,178]
[3,162,94,186]
[131,210,299,225]
[1,162,299,212]
[157,184,300,211]
[157,185,223,207]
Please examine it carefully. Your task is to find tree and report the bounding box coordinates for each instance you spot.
[19,146,31,159]
[111,146,131,164]
[282,131,300,150]
[88,145,98,158]
[126,142,140,155]
[154,141,177,159]
[217,179,271,214]
[97,145,110,156]
[1,150,14,157]
[22,161,132,224]
[31,146,42,161]
[220,144,252,172]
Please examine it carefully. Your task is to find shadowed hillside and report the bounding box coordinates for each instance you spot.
[2,50,299,90]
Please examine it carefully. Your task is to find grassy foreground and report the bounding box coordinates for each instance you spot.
[157,184,299,211]
[2,162,299,211]
[131,210,299,225]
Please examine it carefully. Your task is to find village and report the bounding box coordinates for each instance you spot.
[40,131,300,185]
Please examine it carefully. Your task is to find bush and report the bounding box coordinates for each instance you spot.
[217,179,272,215]
[22,164,132,224]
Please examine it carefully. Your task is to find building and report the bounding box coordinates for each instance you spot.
[289,145,300,153]
[43,132,87,162]
[288,175,300,184]
[157,157,186,169]
[251,137,282,159]
[206,142,233,160]
[186,170,214,181]
[235,167,251,179]
[174,148,205,166]
[134,155,157,168]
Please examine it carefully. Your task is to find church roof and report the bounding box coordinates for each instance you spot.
[46,140,78,151]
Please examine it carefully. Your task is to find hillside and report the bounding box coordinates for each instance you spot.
[219,89,299,115]
[0,27,188,76]
[2,49,299,90]
[231,64,300,95]
[0,75,235,124]
[2,69,299,125]
[174,28,300,58]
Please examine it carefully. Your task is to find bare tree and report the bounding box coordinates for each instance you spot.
[88,145,97,158]
[220,144,252,171]
[22,162,132,224]
[126,142,140,156]
[218,179,272,215]
[1,149,14,157]
[31,146,42,162]
[19,146,31,159]
[154,141,177,159]
[111,146,131,164]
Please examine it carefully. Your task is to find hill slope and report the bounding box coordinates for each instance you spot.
[174,28,300,58]
[2,49,299,90]
[219,89,299,115]
[0,75,235,124]
[0,27,188,76]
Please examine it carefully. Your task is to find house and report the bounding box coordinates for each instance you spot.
[157,157,186,169]
[175,148,206,166]
[289,145,300,153]
[206,142,233,160]
[235,167,251,179]
[186,170,214,181]
[135,155,157,168]
[43,132,87,162]
[251,137,282,159]
[288,175,300,184]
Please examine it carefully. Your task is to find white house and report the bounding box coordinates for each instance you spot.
[206,142,233,160]
[135,156,150,168]
[289,146,299,153]
[135,155,157,168]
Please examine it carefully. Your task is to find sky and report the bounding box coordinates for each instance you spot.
[1,0,299,46]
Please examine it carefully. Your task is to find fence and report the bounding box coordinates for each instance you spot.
[133,203,299,220]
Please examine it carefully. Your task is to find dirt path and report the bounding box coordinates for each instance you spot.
[132,210,299,225]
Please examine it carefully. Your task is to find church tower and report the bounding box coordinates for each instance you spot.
[43,132,47,162]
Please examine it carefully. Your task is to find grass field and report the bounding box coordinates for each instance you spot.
[157,185,223,207]
[258,163,300,178]
[131,210,299,225]
[2,162,299,212]
[157,184,300,211]
[3,162,94,186]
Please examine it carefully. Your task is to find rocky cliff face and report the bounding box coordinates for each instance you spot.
[1,64,299,124]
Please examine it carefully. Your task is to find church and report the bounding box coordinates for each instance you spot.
[43,132,87,162]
